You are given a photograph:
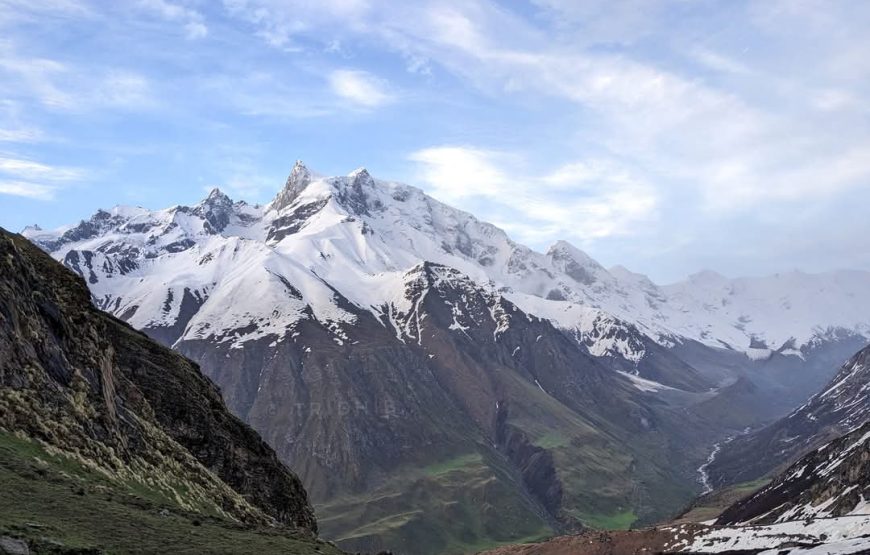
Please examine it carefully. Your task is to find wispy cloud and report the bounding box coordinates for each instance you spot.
[218,1,870,209]
[137,0,208,39]
[0,49,156,113]
[1,0,868,279]
[0,56,73,109]
[328,69,394,109]
[221,0,369,49]
[0,181,56,200]
[409,146,657,244]
[0,157,84,181]
[0,127,44,143]
[0,0,93,26]
[0,156,86,200]
[98,71,154,109]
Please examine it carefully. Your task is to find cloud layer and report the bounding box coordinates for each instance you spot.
[0,0,868,281]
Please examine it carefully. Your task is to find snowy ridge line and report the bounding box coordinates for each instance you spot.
[24,161,870,358]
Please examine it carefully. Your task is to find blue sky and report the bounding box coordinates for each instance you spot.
[1,0,869,283]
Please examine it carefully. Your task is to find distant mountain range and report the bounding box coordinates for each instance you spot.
[24,162,870,363]
[21,162,870,553]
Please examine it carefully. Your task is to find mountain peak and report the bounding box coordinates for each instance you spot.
[195,188,235,233]
[548,238,605,270]
[547,240,590,260]
[609,264,654,286]
[348,166,371,179]
[546,240,610,287]
[331,166,378,216]
[347,167,375,190]
[687,269,727,285]
[202,187,232,205]
[272,160,313,212]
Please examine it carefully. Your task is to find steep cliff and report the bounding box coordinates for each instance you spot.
[0,228,334,553]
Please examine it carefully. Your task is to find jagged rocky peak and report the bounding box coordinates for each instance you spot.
[201,186,233,206]
[272,160,313,212]
[348,166,374,187]
[195,187,235,233]
[335,166,380,216]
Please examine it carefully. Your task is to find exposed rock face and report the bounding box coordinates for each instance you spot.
[272,159,313,212]
[708,344,870,487]
[0,227,317,532]
[194,188,235,233]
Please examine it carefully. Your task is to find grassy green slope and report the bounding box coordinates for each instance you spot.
[316,447,552,555]
[0,432,343,555]
[505,372,690,532]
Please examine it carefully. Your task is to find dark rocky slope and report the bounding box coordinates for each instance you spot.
[708,343,870,488]
[0,228,328,550]
[717,420,870,525]
[177,261,715,553]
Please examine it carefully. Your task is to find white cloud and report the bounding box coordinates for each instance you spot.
[811,88,863,113]
[222,0,369,48]
[199,71,335,118]
[0,47,156,112]
[137,0,208,40]
[0,156,85,200]
[409,146,658,243]
[98,71,154,109]
[0,55,74,109]
[0,181,56,200]
[408,146,507,201]
[0,0,93,26]
[328,69,393,108]
[0,157,84,181]
[184,20,208,40]
[386,3,870,214]
[689,48,752,75]
[0,127,43,143]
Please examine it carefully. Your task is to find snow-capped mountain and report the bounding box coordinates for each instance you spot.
[23,161,870,372]
[18,161,870,552]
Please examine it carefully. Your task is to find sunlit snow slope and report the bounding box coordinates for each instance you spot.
[24,161,870,371]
